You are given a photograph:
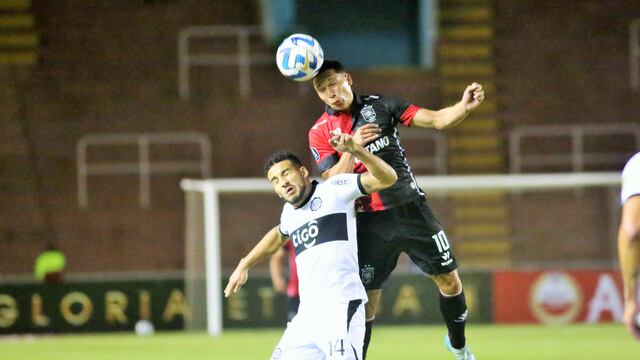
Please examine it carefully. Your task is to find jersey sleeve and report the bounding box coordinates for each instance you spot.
[621,153,640,204]
[326,173,366,204]
[309,124,339,173]
[278,206,291,236]
[384,94,421,127]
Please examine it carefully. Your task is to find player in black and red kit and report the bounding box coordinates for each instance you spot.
[309,60,484,360]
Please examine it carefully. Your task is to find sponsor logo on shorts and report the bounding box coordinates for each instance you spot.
[361,265,375,285]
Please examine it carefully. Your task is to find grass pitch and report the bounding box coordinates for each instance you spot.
[0,324,635,360]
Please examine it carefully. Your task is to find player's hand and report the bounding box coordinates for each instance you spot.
[353,124,381,146]
[461,82,484,111]
[329,133,356,153]
[224,263,248,297]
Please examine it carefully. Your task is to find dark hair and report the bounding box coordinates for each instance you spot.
[315,59,345,78]
[264,150,303,175]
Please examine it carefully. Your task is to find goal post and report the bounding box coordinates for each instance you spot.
[181,172,621,336]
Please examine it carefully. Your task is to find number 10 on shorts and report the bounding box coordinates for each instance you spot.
[432,231,450,253]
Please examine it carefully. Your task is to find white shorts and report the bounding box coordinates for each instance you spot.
[271,299,365,360]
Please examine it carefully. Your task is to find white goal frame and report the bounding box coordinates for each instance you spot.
[180,172,620,336]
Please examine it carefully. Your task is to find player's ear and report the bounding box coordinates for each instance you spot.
[345,73,353,85]
[300,166,309,178]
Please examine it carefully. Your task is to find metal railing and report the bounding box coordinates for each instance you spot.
[178,25,273,100]
[509,123,640,173]
[77,132,212,208]
[398,128,447,174]
[631,18,640,90]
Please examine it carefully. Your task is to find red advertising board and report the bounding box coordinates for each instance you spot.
[493,270,624,324]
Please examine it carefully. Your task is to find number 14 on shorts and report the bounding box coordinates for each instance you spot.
[328,338,346,357]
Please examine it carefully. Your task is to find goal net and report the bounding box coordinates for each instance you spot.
[181,172,620,336]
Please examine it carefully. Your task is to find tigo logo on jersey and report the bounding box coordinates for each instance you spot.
[291,220,319,249]
[289,213,349,256]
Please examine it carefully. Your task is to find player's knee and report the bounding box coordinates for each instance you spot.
[365,303,377,319]
[432,273,462,295]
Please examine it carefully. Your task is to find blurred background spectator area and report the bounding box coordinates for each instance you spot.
[0,0,638,278]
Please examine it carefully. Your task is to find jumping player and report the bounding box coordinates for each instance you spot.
[618,152,640,338]
[225,132,397,360]
[309,60,484,360]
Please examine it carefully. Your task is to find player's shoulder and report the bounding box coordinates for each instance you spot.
[623,152,640,172]
[310,112,330,133]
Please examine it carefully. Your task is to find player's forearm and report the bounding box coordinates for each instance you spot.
[433,102,469,129]
[619,235,640,302]
[351,146,397,187]
[322,152,356,179]
[240,226,286,270]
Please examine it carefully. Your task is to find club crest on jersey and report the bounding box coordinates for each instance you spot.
[361,265,375,285]
[360,105,376,123]
[310,197,322,211]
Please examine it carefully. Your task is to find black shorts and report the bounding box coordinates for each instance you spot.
[356,196,458,290]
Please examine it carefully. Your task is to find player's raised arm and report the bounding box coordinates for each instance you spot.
[225,225,289,297]
[319,124,382,179]
[410,82,485,129]
[329,133,397,194]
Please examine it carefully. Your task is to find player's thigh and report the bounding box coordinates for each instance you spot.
[397,198,458,275]
[273,315,325,360]
[317,300,365,360]
[272,344,324,360]
[356,212,402,290]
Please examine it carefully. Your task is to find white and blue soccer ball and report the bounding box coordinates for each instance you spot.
[276,33,324,82]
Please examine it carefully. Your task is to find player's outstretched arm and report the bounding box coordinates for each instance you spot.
[410,82,485,129]
[224,225,289,297]
[618,195,640,331]
[330,133,397,194]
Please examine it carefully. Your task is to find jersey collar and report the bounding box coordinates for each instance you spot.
[295,180,318,209]
[324,92,364,116]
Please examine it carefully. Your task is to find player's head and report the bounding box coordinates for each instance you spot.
[312,60,354,112]
[264,150,312,206]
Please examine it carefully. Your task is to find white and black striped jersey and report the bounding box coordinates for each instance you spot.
[279,173,368,306]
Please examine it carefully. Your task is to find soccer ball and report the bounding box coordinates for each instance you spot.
[276,33,324,82]
[134,320,155,336]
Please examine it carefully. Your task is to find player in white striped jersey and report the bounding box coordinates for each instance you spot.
[619,152,640,338]
[225,132,397,359]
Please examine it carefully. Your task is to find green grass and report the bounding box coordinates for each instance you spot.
[0,324,636,360]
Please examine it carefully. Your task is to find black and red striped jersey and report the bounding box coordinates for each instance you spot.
[308,93,425,212]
